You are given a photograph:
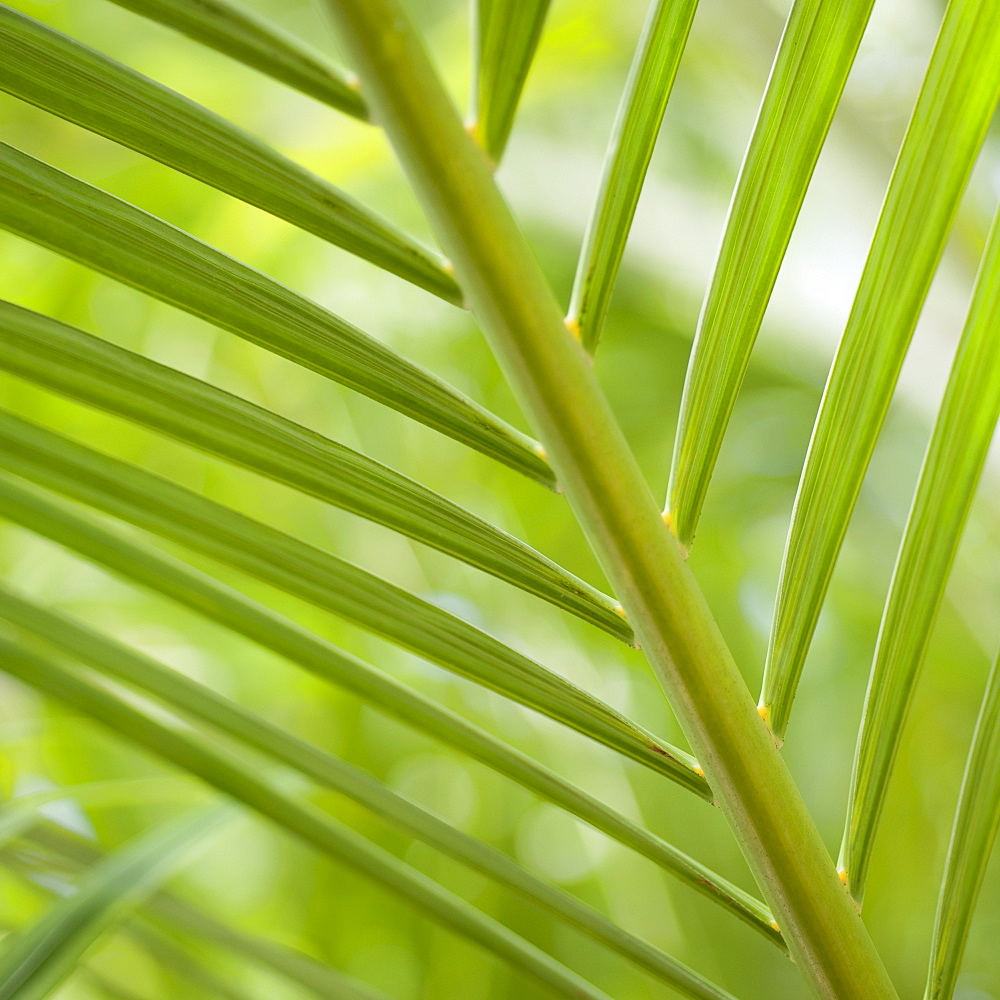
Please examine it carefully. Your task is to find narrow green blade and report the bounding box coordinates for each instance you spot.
[102,0,368,118]
[761,0,1000,740]
[0,143,553,488]
[0,414,701,789]
[567,0,698,353]
[839,205,1000,903]
[923,651,1000,1000]
[0,301,629,644]
[0,8,458,303]
[0,641,697,1000]
[0,586,778,964]
[0,805,230,1000]
[0,479,723,906]
[470,0,551,163]
[666,0,875,549]
[5,833,392,1000]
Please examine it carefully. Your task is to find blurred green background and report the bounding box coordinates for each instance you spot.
[0,0,997,997]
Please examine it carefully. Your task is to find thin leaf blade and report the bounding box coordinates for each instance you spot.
[0,301,630,643]
[666,0,875,548]
[0,413,702,790]
[761,0,1000,739]
[0,805,230,1000]
[923,651,1000,1000]
[0,142,553,488]
[0,8,458,303]
[102,0,368,118]
[470,0,551,163]
[0,479,722,896]
[0,586,778,962]
[0,641,734,1000]
[839,204,1000,902]
[567,0,699,352]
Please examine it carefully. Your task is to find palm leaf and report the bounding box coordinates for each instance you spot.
[5,834,393,1000]
[839,204,1000,903]
[567,0,698,352]
[103,0,368,118]
[0,301,630,643]
[761,0,1000,740]
[0,804,230,1000]
[922,650,1000,1000]
[469,0,551,163]
[0,639,734,1000]
[0,142,553,487]
[0,584,776,950]
[0,478,724,902]
[0,8,457,303]
[0,412,699,785]
[666,0,875,549]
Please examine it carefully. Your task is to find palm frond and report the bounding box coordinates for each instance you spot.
[666,0,875,549]
[469,0,551,163]
[0,301,631,643]
[103,0,368,118]
[568,0,698,352]
[0,142,552,487]
[0,584,776,950]
[0,477,717,864]
[761,0,1000,740]
[0,8,456,303]
[0,804,230,1000]
[922,650,1000,1000]
[0,412,698,784]
[839,203,1000,903]
[0,639,735,1000]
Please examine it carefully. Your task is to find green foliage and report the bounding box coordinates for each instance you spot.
[0,1,997,999]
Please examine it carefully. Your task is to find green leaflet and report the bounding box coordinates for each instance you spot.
[0,482,723,904]
[760,0,1000,740]
[470,0,551,162]
[839,206,1000,904]
[0,641,626,1000]
[567,0,698,353]
[0,301,630,644]
[666,0,875,550]
[0,587,775,972]
[0,860,254,1000]
[0,142,553,488]
[102,0,367,118]
[0,804,231,1000]
[5,832,391,1000]
[0,8,458,304]
[0,416,702,790]
[923,651,1000,1000]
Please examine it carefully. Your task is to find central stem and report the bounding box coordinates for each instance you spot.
[321,3,898,997]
